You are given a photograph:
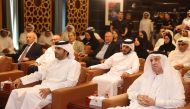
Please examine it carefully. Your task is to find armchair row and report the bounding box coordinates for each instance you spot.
[0,56,145,109]
[2,56,189,109]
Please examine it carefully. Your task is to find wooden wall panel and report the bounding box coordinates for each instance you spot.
[23,0,52,34]
[0,0,2,29]
[66,0,89,35]
[89,0,107,37]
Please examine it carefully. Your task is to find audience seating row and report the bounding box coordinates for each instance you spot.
[1,56,189,109]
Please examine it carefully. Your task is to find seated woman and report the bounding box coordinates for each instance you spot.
[112,29,123,46]
[109,52,185,109]
[82,30,100,56]
[138,31,153,51]
[158,32,176,56]
[134,37,149,59]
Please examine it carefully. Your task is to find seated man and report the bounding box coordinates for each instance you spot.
[84,31,120,66]
[19,24,37,48]
[89,39,139,97]
[17,32,43,63]
[61,24,75,41]
[38,29,54,49]
[5,41,81,109]
[168,37,190,76]
[9,32,43,63]
[0,28,15,55]
[27,35,61,74]
[109,52,185,109]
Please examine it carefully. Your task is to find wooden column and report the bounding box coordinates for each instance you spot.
[0,0,2,29]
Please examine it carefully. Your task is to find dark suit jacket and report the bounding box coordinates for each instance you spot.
[18,42,43,60]
[93,41,120,59]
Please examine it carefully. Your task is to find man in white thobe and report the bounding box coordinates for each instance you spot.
[168,37,190,82]
[38,30,54,48]
[89,39,139,97]
[182,10,190,30]
[109,52,185,109]
[139,11,153,41]
[5,41,81,109]
[27,35,61,74]
[61,24,75,41]
[0,28,15,54]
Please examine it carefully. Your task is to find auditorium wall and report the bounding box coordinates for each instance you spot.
[0,0,2,29]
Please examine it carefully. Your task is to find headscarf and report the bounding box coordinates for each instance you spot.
[139,30,149,49]
[142,11,150,19]
[187,10,190,14]
[165,29,174,38]
[65,25,75,32]
[86,26,95,32]
[55,41,75,59]
[175,37,190,51]
[122,39,134,51]
[159,32,176,53]
[82,30,99,51]
[0,28,10,36]
[25,24,35,32]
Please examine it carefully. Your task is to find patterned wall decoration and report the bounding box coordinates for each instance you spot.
[67,0,89,35]
[23,0,52,34]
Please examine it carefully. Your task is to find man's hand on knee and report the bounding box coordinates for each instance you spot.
[39,88,51,99]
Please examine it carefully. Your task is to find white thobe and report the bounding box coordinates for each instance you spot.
[168,50,190,67]
[0,36,15,54]
[90,52,139,97]
[38,33,53,46]
[5,58,81,109]
[36,46,55,70]
[139,19,153,41]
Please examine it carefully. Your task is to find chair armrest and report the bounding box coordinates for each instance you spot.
[177,103,190,109]
[51,82,97,109]
[0,70,24,82]
[122,71,143,92]
[102,93,129,109]
[19,60,36,75]
[86,69,109,81]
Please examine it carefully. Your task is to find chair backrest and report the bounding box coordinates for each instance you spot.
[0,56,13,72]
[76,67,88,85]
[139,58,145,71]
